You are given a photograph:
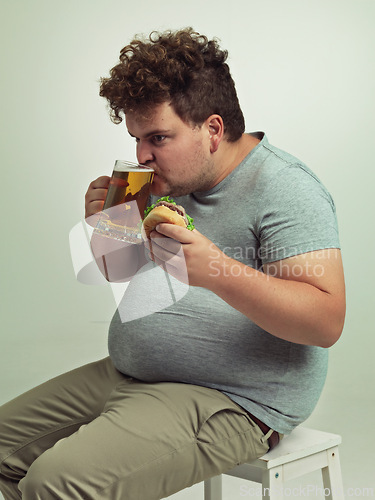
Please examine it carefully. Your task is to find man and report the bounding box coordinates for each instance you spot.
[0,28,345,499]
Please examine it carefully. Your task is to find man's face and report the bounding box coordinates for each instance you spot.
[125,102,218,197]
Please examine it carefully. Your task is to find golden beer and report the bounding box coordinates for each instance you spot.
[95,161,154,242]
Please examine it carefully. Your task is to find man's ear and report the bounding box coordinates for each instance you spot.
[206,115,224,153]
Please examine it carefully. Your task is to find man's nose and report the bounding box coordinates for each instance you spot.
[136,141,154,165]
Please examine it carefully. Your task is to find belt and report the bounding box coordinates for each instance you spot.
[247,412,280,450]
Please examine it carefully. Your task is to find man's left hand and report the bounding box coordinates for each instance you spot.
[144,223,222,288]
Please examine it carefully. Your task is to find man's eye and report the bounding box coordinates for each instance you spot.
[152,135,166,144]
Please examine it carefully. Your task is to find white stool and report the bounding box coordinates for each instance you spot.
[204,427,344,500]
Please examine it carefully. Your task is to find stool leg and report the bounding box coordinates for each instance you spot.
[322,446,344,500]
[204,475,222,500]
[262,466,284,500]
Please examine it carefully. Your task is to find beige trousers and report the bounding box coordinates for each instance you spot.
[0,357,269,500]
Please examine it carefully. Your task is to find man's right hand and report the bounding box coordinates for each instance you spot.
[84,176,111,223]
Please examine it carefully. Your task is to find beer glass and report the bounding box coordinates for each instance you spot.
[95,161,154,243]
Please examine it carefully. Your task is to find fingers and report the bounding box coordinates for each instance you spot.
[143,224,198,285]
[145,231,188,284]
[144,232,177,262]
[143,223,198,263]
[154,223,197,244]
[85,176,111,220]
[151,231,182,258]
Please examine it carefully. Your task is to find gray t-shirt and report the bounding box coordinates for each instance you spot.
[108,132,340,434]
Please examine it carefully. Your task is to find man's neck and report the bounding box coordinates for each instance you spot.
[215,133,260,185]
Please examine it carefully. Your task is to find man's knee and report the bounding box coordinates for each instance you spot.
[19,450,75,500]
[18,457,47,500]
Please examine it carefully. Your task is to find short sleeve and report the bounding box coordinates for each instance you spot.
[257,164,340,264]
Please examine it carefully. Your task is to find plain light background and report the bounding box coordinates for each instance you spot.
[1,0,374,498]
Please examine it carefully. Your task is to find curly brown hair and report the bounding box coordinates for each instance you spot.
[99,28,245,142]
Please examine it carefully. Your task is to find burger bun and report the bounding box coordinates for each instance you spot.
[142,206,187,239]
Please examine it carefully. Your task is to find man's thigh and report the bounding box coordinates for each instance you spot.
[0,357,125,479]
[20,380,268,499]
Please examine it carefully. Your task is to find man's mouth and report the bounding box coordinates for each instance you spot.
[151,170,163,181]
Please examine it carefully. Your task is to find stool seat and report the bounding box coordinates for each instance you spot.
[204,427,344,500]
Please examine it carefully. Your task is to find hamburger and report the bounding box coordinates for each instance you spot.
[142,196,195,239]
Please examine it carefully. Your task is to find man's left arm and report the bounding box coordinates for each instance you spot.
[148,225,346,348]
[211,246,345,348]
